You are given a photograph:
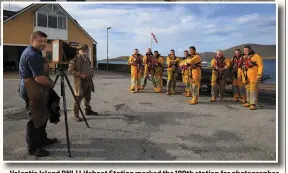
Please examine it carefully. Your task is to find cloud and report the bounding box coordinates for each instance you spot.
[198,4,226,18]
[3,3,276,60]
[235,13,261,24]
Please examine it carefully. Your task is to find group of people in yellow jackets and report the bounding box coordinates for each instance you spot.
[128,45,263,110]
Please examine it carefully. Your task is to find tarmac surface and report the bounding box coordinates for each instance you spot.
[3,70,276,161]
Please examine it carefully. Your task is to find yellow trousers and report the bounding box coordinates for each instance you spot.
[167,68,177,92]
[245,82,258,105]
[130,67,143,91]
[211,79,226,99]
[190,79,200,100]
[183,70,190,93]
[232,76,246,100]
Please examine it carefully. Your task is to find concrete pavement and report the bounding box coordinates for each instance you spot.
[3,71,276,161]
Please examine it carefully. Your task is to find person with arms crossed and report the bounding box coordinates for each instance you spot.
[185,46,202,105]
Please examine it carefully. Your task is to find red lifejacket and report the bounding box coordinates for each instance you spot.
[232,55,242,71]
[145,53,154,65]
[149,57,158,69]
[244,57,257,68]
[132,54,143,66]
[242,50,258,69]
[214,56,226,69]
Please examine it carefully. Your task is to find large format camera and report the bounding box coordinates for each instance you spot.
[51,40,78,69]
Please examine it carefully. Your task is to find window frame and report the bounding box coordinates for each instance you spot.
[35,9,67,30]
[57,15,67,30]
[36,12,48,28]
[48,13,58,29]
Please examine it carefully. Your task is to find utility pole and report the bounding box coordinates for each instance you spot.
[150,28,152,50]
[106,27,111,71]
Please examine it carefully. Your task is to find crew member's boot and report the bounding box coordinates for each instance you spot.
[210,96,216,102]
[185,91,192,97]
[242,102,250,107]
[155,87,162,93]
[171,90,175,95]
[189,97,198,105]
[232,96,239,102]
[240,96,247,104]
[154,87,158,93]
[166,89,172,95]
[249,104,256,110]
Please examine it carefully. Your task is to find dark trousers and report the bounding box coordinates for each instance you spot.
[20,83,49,150]
[26,119,48,150]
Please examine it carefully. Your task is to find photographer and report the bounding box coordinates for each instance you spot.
[68,44,98,122]
[19,31,57,157]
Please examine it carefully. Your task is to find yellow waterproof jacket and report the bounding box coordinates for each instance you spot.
[179,57,191,83]
[154,56,165,76]
[167,55,181,69]
[128,54,143,76]
[143,53,154,75]
[184,54,202,81]
[211,57,230,81]
[237,53,263,83]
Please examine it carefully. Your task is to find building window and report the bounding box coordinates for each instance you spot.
[48,15,57,28]
[58,16,66,29]
[37,13,48,27]
[36,4,67,30]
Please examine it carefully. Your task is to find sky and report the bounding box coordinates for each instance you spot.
[3,3,276,60]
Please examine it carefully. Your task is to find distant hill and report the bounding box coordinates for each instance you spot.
[100,44,276,62]
[201,43,276,61]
